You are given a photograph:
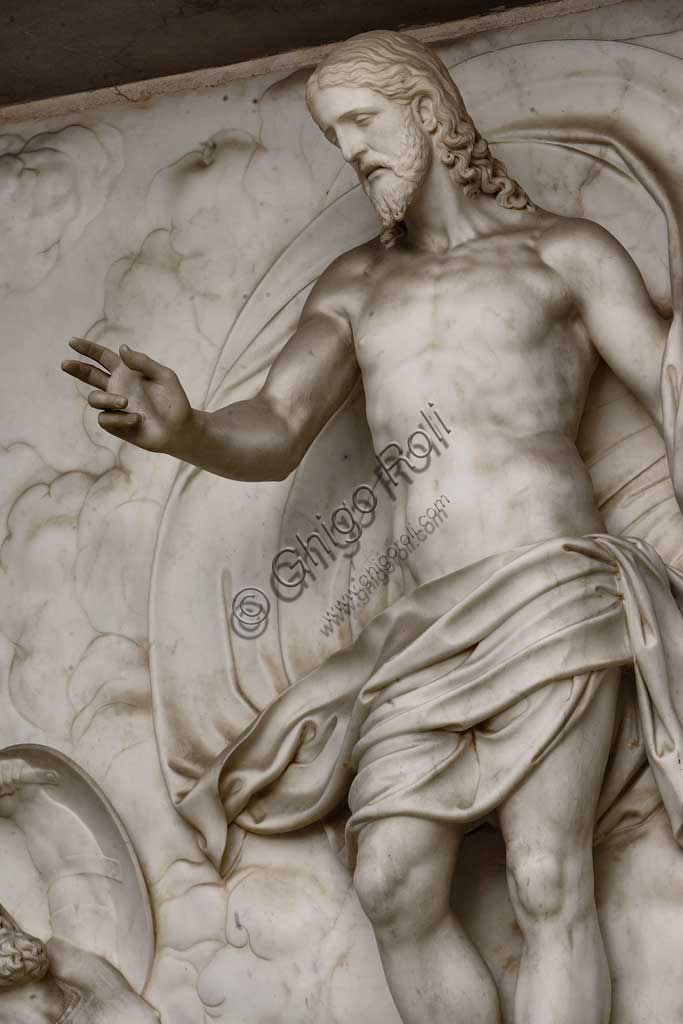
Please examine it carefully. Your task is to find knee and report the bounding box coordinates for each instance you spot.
[353,841,442,939]
[506,843,591,925]
[353,852,410,932]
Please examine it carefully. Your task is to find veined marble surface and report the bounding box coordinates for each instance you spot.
[2,2,683,1021]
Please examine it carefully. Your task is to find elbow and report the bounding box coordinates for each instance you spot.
[268,419,309,480]
[234,458,294,482]
[267,458,296,482]
[260,438,306,481]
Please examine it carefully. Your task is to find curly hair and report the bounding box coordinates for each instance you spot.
[306,30,533,243]
[0,927,50,989]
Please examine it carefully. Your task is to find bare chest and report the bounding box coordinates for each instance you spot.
[350,247,596,435]
[355,248,577,364]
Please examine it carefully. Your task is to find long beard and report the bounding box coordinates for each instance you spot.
[361,115,430,228]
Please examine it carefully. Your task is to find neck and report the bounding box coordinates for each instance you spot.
[402,156,494,252]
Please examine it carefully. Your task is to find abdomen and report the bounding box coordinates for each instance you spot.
[391,429,604,585]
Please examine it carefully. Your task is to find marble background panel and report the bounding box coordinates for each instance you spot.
[1,2,682,1020]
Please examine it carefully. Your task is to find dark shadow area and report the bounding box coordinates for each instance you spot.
[0,0,549,106]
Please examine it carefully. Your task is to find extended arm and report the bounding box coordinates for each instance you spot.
[545,218,683,507]
[185,293,359,480]
[62,266,360,482]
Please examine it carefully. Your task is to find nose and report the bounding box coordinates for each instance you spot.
[336,127,366,166]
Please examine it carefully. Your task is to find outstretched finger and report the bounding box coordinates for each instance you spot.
[119,344,171,382]
[62,359,110,391]
[19,766,60,786]
[0,759,58,794]
[98,411,143,438]
[69,337,119,372]
[88,391,128,411]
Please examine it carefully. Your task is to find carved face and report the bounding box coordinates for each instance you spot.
[309,84,431,227]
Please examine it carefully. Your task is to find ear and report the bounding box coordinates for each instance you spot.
[412,95,437,132]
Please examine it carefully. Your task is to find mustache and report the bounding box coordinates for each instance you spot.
[355,157,424,185]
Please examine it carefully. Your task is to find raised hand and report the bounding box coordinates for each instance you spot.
[0,758,59,818]
[61,338,193,453]
[0,758,59,797]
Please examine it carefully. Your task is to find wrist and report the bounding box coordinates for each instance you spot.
[165,407,210,462]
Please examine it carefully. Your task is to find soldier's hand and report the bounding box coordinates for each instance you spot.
[62,338,193,453]
[0,757,59,811]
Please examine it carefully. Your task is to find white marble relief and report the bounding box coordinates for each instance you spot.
[2,2,683,1022]
[0,124,123,294]
[0,749,157,1021]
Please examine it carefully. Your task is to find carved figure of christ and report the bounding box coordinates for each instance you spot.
[61,31,680,1024]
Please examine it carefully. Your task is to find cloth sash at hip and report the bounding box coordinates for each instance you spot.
[179,534,683,875]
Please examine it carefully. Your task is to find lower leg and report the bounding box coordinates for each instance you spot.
[499,667,620,1024]
[354,817,500,1024]
[509,848,610,1024]
[374,908,501,1024]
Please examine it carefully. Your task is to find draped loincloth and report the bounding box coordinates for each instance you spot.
[178,534,683,875]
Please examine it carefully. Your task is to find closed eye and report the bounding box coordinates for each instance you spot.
[324,129,339,147]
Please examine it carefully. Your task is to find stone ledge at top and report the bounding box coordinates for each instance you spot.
[0,0,624,122]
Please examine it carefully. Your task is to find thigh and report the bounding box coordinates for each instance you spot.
[499,667,621,848]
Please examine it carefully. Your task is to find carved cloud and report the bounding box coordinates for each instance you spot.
[0,124,123,293]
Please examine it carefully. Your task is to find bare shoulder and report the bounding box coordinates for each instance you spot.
[536,215,633,286]
[536,215,666,333]
[324,236,383,278]
[302,237,383,323]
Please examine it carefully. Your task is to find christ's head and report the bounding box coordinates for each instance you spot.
[306,30,532,244]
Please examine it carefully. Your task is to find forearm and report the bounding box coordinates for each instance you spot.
[165,395,303,481]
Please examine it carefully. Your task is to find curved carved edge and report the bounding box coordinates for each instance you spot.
[0,744,155,996]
